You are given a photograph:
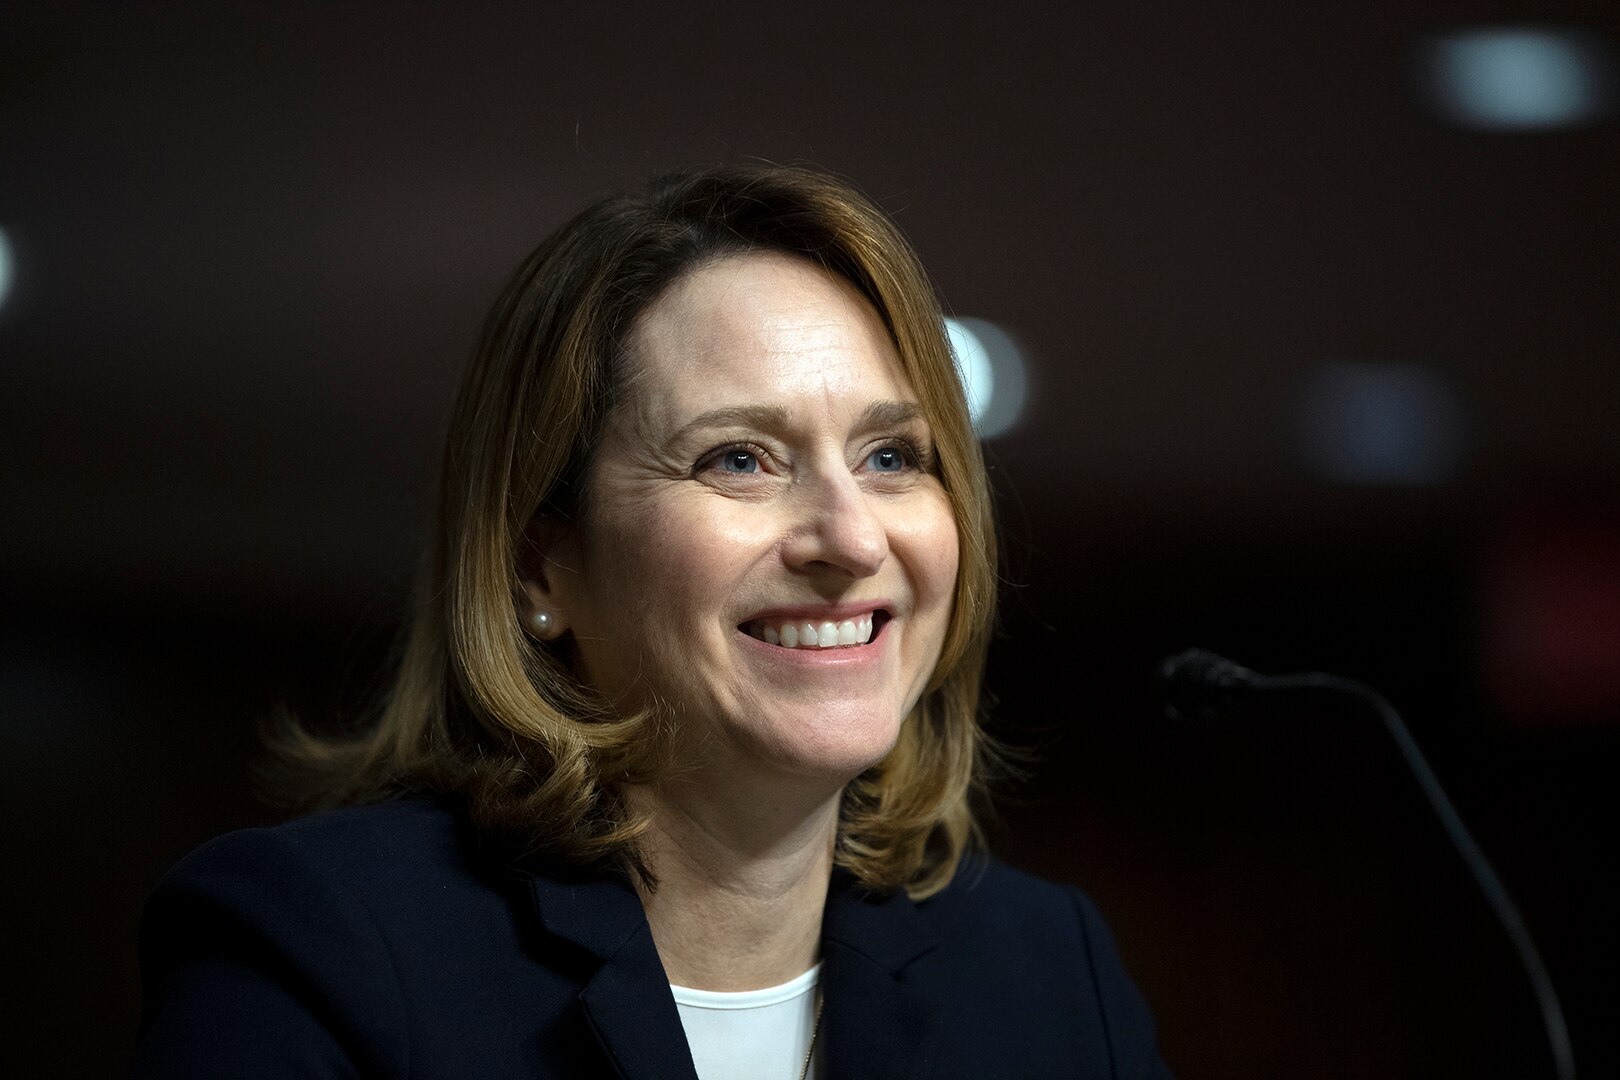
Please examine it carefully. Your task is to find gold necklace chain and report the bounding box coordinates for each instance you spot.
[797,991,824,1080]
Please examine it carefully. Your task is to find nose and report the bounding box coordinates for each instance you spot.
[781,465,889,579]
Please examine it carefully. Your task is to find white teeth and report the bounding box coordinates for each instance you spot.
[746,612,880,650]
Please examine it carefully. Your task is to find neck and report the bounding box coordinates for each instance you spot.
[629,775,840,991]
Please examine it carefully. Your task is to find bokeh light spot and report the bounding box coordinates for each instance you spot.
[1418,27,1616,130]
[0,227,15,312]
[1297,361,1469,485]
[945,317,1027,439]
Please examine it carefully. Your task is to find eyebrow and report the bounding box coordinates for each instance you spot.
[857,400,927,430]
[671,404,792,442]
[670,400,928,442]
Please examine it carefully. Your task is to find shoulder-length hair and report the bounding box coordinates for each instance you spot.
[277,163,998,899]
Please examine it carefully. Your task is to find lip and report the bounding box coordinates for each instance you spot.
[738,599,895,624]
[734,621,891,666]
[734,600,895,664]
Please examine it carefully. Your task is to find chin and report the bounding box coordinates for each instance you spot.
[757,719,905,786]
[688,691,911,786]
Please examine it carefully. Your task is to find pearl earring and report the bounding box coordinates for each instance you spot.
[530,610,553,636]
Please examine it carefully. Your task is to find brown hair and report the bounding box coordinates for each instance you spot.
[277,163,999,898]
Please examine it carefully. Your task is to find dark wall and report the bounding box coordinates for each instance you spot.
[3,3,1616,1076]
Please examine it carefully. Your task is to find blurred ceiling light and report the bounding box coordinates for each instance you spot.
[1418,27,1617,130]
[945,316,1027,439]
[0,226,14,313]
[1297,361,1469,485]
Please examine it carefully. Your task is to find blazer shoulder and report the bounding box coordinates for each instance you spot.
[923,854,1088,935]
[158,795,474,897]
[140,795,477,969]
[132,797,541,1079]
[249,794,465,867]
[132,802,458,1078]
[924,855,1173,1079]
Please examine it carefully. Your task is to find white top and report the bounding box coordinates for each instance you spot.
[670,964,821,1080]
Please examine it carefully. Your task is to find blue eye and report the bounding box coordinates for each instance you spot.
[718,450,759,474]
[867,446,908,472]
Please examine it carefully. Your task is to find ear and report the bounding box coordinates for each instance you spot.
[517,517,581,641]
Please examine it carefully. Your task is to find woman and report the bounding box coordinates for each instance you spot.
[131,164,1170,1079]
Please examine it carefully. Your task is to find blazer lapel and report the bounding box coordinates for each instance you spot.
[527,869,700,1080]
[523,863,952,1080]
[818,871,948,1080]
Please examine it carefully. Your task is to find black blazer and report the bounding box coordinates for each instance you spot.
[131,797,1171,1079]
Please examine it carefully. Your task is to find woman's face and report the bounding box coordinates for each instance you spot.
[536,250,959,785]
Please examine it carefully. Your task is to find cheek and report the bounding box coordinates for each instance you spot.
[897,500,960,703]
[902,498,961,614]
[583,499,766,626]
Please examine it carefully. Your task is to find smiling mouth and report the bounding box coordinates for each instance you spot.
[741,611,890,650]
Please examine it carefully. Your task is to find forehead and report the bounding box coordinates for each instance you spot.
[621,250,914,428]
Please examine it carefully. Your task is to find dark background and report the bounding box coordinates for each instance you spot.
[3,3,1617,1077]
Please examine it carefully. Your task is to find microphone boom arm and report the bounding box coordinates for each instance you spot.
[1160,650,1576,1080]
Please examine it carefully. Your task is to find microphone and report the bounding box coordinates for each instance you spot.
[1156,649,1576,1080]
[1155,647,1261,725]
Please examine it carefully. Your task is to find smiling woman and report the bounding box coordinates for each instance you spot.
[129,165,1171,1080]
[533,252,960,813]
